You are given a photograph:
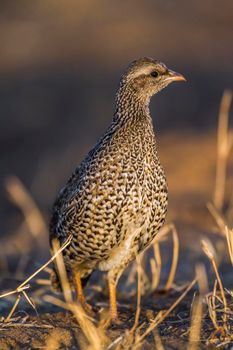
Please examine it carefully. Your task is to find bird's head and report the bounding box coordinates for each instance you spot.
[117,57,186,106]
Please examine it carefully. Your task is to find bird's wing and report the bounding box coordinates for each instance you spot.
[49,128,117,243]
[49,122,135,250]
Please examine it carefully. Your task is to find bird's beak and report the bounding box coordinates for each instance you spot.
[165,69,186,82]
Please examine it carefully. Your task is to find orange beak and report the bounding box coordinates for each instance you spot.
[165,69,186,82]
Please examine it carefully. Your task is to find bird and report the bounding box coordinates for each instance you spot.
[49,57,185,320]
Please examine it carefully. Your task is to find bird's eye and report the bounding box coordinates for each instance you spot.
[150,71,159,78]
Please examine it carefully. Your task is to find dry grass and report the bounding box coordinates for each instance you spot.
[208,90,233,232]
[200,237,233,346]
[0,235,72,324]
[188,264,208,350]
[136,278,197,344]
[207,201,226,234]
[201,239,228,321]
[201,90,233,346]
[213,90,233,211]
[225,226,233,265]
[5,175,48,244]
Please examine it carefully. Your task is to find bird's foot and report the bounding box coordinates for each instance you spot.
[111,316,122,326]
[100,310,122,329]
[80,300,94,315]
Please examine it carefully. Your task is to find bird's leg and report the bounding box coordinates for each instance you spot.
[108,278,118,320]
[100,276,120,329]
[74,271,92,313]
[107,253,137,323]
[107,264,127,324]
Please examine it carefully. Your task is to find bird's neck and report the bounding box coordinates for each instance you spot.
[113,85,152,127]
[110,86,159,162]
[110,86,160,165]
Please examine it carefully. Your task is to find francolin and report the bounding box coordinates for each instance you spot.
[50,57,185,320]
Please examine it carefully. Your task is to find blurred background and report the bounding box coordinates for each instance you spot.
[0,0,233,262]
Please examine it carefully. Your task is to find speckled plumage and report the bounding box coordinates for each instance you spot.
[50,58,185,313]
